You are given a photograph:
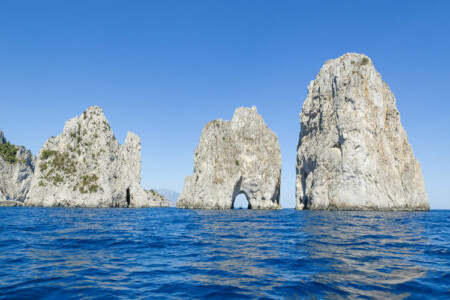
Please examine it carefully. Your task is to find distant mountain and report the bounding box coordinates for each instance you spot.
[156,188,180,207]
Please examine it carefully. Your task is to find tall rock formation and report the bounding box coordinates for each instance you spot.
[296,53,429,210]
[0,130,36,206]
[178,106,282,209]
[26,106,168,208]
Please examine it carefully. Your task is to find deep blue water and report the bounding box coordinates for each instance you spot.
[0,208,449,299]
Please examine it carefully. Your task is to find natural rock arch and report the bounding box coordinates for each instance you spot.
[177,106,282,210]
[232,193,251,209]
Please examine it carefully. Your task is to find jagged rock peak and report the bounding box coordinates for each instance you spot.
[177,106,282,210]
[296,53,429,211]
[0,129,36,204]
[25,106,168,208]
[0,130,5,144]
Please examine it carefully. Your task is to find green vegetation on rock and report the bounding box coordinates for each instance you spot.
[79,174,100,194]
[149,189,165,200]
[0,142,19,163]
[39,150,77,186]
[41,150,56,160]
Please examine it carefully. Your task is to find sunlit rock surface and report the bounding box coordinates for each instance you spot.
[296,53,429,210]
[178,106,282,209]
[0,130,35,205]
[26,106,168,208]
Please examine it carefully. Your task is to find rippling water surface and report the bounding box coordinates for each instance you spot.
[0,208,449,299]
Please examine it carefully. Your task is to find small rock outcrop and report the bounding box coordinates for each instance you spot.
[177,106,281,209]
[26,106,168,208]
[157,188,179,207]
[296,53,429,210]
[0,130,36,205]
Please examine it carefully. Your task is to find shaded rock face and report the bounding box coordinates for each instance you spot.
[296,53,429,211]
[26,106,168,208]
[0,130,36,204]
[0,200,24,206]
[177,106,281,210]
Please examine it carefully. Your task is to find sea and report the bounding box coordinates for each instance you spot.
[0,207,449,299]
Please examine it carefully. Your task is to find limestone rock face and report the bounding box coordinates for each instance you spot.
[296,53,429,210]
[177,106,281,209]
[0,130,36,204]
[0,200,24,207]
[26,106,168,208]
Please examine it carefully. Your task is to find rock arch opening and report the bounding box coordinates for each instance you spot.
[126,188,131,206]
[232,193,251,209]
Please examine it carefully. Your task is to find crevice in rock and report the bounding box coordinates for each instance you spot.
[126,188,131,207]
[302,197,309,210]
[332,142,341,150]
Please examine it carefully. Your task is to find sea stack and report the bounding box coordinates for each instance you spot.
[177,106,282,209]
[26,106,168,207]
[0,130,36,206]
[296,53,429,210]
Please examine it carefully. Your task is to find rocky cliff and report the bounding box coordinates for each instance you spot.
[177,106,281,209]
[25,106,168,208]
[0,130,36,205]
[296,53,429,210]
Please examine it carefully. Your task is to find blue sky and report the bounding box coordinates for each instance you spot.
[1,1,449,208]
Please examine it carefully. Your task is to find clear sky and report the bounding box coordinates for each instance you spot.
[1,1,449,209]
